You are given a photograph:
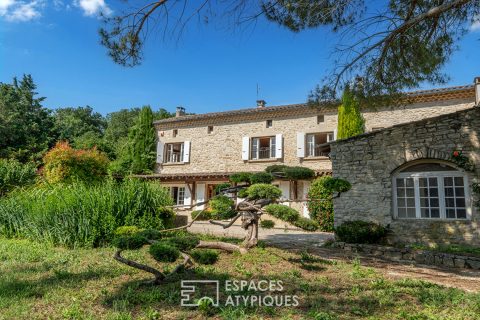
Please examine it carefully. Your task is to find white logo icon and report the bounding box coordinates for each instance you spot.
[180,280,220,307]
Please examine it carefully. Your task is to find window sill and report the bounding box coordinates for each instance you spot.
[247,158,280,163]
[394,217,471,222]
[162,162,186,166]
[302,156,330,161]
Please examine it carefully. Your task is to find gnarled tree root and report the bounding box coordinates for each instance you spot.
[196,240,248,254]
[114,249,193,284]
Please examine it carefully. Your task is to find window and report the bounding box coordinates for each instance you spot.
[251,136,275,160]
[173,129,178,137]
[317,115,325,124]
[171,187,185,206]
[393,162,470,220]
[305,132,334,157]
[266,120,273,128]
[165,142,184,163]
[207,126,213,134]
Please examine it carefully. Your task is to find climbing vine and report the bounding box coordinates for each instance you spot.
[450,151,475,172]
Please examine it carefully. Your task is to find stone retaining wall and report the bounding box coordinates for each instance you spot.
[333,242,480,270]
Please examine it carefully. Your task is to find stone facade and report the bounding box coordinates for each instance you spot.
[155,98,474,176]
[331,107,480,246]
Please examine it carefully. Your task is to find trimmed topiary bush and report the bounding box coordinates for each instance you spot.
[214,183,232,194]
[113,234,148,250]
[190,249,219,265]
[260,219,275,229]
[237,188,248,198]
[209,195,236,219]
[245,184,282,200]
[138,228,163,240]
[283,166,315,180]
[164,235,200,251]
[230,172,253,184]
[335,220,387,244]
[264,204,300,223]
[307,176,351,232]
[149,243,180,262]
[265,165,288,174]
[293,217,319,231]
[250,172,274,184]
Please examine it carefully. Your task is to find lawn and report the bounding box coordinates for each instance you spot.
[1,237,480,320]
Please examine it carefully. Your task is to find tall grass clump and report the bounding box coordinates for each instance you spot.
[0,159,37,197]
[0,179,174,248]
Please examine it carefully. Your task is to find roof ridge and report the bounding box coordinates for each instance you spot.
[154,84,475,125]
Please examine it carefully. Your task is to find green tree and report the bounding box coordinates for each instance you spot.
[337,86,365,139]
[99,1,478,100]
[53,106,106,142]
[0,75,55,163]
[128,106,157,174]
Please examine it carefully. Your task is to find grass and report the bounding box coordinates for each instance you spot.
[410,243,480,257]
[1,237,480,319]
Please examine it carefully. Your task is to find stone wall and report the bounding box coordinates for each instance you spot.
[330,107,480,246]
[155,98,474,175]
[333,242,480,270]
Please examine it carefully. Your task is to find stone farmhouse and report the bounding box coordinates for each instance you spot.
[147,82,477,230]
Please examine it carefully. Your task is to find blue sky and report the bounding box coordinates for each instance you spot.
[1,1,480,115]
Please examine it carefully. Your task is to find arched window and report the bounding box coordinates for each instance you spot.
[392,161,471,220]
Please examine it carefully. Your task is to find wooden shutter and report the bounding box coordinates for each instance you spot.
[183,141,190,163]
[296,132,305,158]
[195,183,206,209]
[242,136,250,160]
[156,141,164,163]
[184,185,192,207]
[275,133,283,158]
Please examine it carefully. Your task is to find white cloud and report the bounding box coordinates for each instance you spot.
[0,0,16,15]
[74,0,111,17]
[471,15,480,31]
[0,0,43,22]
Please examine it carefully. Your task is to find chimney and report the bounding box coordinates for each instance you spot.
[176,106,186,117]
[475,77,480,107]
[256,100,266,108]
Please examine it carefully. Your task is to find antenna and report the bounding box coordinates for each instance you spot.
[256,83,259,100]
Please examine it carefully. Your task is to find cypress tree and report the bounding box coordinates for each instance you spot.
[337,85,365,139]
[129,106,156,174]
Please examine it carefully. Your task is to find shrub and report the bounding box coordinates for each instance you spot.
[250,172,274,184]
[293,217,319,231]
[164,235,200,251]
[245,184,282,200]
[283,166,315,180]
[149,243,180,262]
[0,159,37,196]
[113,234,148,250]
[307,176,351,232]
[260,219,275,229]
[191,210,212,221]
[190,249,219,265]
[0,179,174,247]
[230,172,253,184]
[335,220,387,244]
[209,195,236,219]
[114,226,141,237]
[265,165,288,174]
[43,141,109,184]
[264,204,300,223]
[237,188,249,198]
[138,228,163,240]
[214,183,231,194]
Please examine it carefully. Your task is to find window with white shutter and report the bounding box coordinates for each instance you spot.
[183,141,191,163]
[156,141,164,163]
[297,132,305,158]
